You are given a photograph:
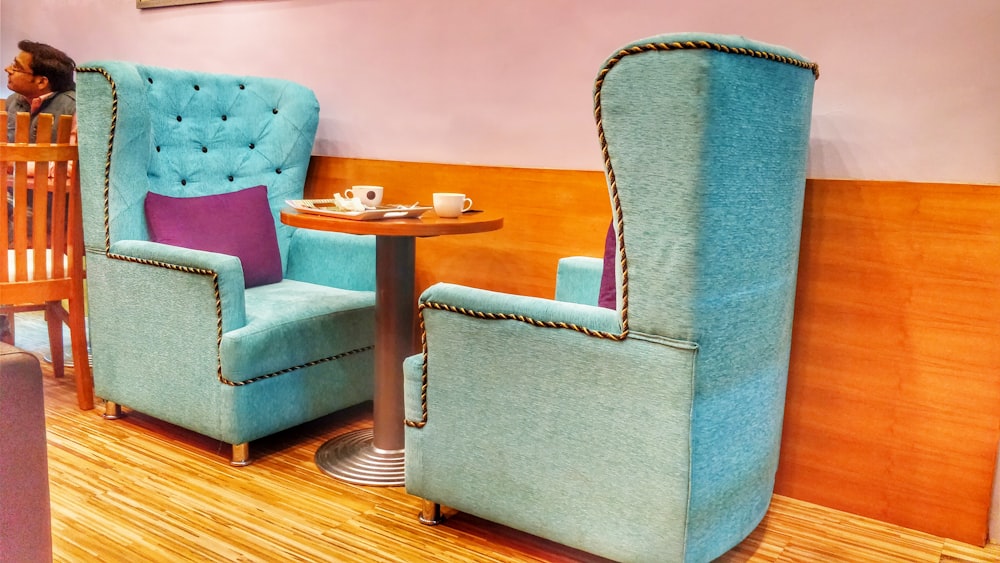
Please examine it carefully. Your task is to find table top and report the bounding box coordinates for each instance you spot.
[280,208,503,237]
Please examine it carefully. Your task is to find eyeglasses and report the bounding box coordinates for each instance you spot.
[5,61,33,75]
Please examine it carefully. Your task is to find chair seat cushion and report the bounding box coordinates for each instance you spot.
[144,184,282,288]
[220,279,375,383]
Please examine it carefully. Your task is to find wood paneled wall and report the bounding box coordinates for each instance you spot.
[780,180,1000,546]
[305,157,1000,546]
[304,157,611,299]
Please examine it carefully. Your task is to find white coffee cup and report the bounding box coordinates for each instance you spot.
[344,185,384,207]
[433,193,473,218]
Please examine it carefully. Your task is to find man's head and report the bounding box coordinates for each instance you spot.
[5,40,76,99]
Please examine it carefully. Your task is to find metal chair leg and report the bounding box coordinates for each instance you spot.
[102,401,123,420]
[230,442,251,467]
[418,500,445,525]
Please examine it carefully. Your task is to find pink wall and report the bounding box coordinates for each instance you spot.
[2,0,998,184]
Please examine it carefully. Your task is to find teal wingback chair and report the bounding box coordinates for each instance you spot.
[402,33,818,562]
[75,62,376,465]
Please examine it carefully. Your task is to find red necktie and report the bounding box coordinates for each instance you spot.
[29,97,43,115]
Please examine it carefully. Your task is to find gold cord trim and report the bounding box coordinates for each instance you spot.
[74,66,117,254]
[597,40,820,85]
[417,301,626,339]
[404,306,431,428]
[220,345,374,387]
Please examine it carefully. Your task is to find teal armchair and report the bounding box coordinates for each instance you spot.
[76,62,376,465]
[402,34,818,562]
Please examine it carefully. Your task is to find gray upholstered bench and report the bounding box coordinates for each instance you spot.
[0,342,52,562]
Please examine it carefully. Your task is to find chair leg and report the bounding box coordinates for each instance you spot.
[418,500,446,525]
[45,303,65,379]
[66,295,93,410]
[230,443,251,467]
[102,401,123,420]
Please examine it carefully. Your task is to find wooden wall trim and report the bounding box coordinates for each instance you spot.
[305,156,1000,545]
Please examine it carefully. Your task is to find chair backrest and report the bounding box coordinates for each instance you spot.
[595,33,818,563]
[75,62,320,269]
[1,109,83,304]
[598,33,817,348]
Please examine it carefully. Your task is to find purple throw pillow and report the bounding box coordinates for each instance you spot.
[598,221,616,309]
[144,184,283,288]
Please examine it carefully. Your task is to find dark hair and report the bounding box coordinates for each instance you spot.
[18,40,76,92]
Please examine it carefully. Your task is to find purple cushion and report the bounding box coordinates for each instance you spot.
[598,221,616,309]
[144,185,282,288]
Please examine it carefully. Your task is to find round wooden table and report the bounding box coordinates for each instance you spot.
[281,208,503,486]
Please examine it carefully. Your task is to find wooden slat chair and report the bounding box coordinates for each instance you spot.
[0,108,93,410]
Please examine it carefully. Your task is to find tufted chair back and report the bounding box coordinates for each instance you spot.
[74,62,377,465]
[75,62,319,271]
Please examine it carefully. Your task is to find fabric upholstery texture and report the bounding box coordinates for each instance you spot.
[145,184,282,288]
[0,342,52,563]
[403,32,817,563]
[75,62,377,452]
[552,255,603,306]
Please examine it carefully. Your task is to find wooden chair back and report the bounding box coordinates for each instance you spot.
[0,106,93,410]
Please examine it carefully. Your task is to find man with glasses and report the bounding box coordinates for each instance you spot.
[5,40,76,142]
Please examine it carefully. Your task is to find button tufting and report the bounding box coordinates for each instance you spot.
[202,147,208,153]
[156,146,161,152]
[176,116,182,122]
[181,179,187,186]
[272,108,278,114]
[147,77,153,84]
[221,115,227,121]
[228,176,234,182]
[194,85,200,91]
[275,168,282,174]
[249,143,255,149]
[239,84,245,90]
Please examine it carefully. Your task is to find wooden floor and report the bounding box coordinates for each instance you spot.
[14,314,1000,562]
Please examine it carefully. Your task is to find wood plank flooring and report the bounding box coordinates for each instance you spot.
[14,313,1000,562]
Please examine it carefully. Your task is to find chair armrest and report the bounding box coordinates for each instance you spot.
[284,229,376,292]
[405,282,622,427]
[404,282,698,429]
[554,256,603,306]
[403,353,426,423]
[421,282,621,336]
[109,240,247,331]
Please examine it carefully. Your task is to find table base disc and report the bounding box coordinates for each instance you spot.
[315,427,405,487]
